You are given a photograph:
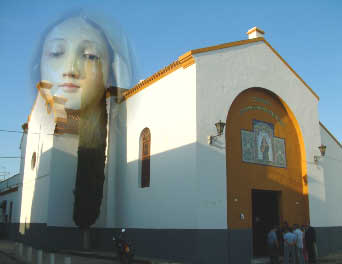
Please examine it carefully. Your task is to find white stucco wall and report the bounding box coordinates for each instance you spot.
[12,132,27,223]
[104,96,121,228]
[46,134,78,227]
[313,124,342,226]
[47,104,111,228]
[20,95,55,225]
[19,93,113,228]
[194,40,322,228]
[14,39,335,233]
[20,94,108,228]
[108,64,197,229]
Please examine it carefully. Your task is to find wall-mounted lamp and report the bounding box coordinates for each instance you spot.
[208,120,226,144]
[314,144,327,163]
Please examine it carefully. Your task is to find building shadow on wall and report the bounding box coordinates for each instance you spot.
[308,160,342,257]
[9,129,341,260]
[15,144,88,251]
[9,133,341,262]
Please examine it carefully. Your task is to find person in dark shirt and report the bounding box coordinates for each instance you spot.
[279,221,289,256]
[305,225,317,263]
[267,226,279,264]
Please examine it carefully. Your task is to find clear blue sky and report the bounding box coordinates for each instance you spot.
[0,0,341,177]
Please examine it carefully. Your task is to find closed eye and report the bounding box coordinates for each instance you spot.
[83,53,99,60]
[49,51,64,57]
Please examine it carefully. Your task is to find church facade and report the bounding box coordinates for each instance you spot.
[0,27,341,263]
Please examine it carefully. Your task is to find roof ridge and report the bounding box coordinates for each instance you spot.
[111,37,320,102]
[122,60,182,100]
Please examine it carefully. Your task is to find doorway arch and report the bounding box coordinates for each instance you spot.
[225,87,309,238]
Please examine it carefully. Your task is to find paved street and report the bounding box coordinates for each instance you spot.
[1,239,342,264]
[0,251,22,264]
[0,240,184,264]
[0,240,132,264]
[0,249,121,264]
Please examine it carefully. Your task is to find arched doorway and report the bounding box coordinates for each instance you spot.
[225,87,309,256]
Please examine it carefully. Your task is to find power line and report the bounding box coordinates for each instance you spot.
[0,157,22,159]
[0,129,23,133]
[0,129,55,136]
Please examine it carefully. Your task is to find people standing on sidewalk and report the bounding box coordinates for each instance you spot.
[280,221,289,257]
[278,221,289,256]
[301,225,309,264]
[305,225,317,263]
[283,227,297,264]
[267,226,279,264]
[294,224,305,264]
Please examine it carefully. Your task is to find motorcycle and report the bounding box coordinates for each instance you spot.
[113,228,134,264]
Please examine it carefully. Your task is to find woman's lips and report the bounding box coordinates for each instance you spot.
[59,83,80,93]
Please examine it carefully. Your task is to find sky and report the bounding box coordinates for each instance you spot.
[0,0,341,177]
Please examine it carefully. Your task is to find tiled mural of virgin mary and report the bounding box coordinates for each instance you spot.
[241,120,286,168]
[254,120,274,163]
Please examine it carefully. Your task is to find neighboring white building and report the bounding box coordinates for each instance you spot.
[0,27,341,263]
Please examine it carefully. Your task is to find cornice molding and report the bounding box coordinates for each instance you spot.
[122,60,182,100]
[29,38,320,107]
[178,52,195,68]
[22,123,28,132]
[121,37,319,102]
[120,39,268,102]
[190,37,264,55]
[261,39,319,101]
[0,186,18,196]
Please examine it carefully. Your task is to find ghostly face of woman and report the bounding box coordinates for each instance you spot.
[41,17,110,110]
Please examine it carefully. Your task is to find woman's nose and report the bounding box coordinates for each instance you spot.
[63,55,80,79]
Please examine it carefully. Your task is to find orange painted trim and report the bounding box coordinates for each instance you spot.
[188,37,319,100]
[178,52,195,68]
[28,81,52,124]
[122,39,263,101]
[52,96,67,105]
[22,123,28,132]
[262,39,319,101]
[319,121,342,148]
[39,80,53,89]
[0,186,18,196]
[54,117,68,123]
[27,95,39,123]
[246,26,265,35]
[122,60,182,100]
[187,37,264,56]
[66,37,319,104]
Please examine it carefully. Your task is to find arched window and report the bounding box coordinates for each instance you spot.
[140,128,151,188]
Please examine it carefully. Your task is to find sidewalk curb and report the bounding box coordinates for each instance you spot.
[0,240,186,264]
[0,249,27,264]
[58,250,185,264]
[58,250,152,264]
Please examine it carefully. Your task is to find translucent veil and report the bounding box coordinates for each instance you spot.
[28,9,139,229]
[30,9,138,92]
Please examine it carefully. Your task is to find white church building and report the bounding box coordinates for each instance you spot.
[0,27,341,263]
